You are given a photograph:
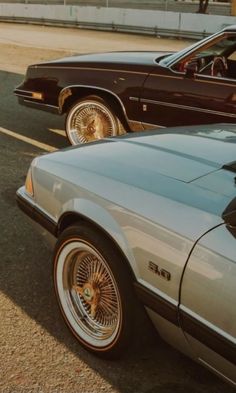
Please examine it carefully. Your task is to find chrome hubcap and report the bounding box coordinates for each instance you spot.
[67,101,117,145]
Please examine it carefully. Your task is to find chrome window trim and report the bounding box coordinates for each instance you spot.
[165,31,225,69]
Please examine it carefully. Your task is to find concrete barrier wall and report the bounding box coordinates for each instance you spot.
[0,4,236,39]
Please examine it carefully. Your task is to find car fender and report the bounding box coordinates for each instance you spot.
[57,197,139,277]
[58,84,127,117]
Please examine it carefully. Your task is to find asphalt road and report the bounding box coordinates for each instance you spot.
[0,23,235,393]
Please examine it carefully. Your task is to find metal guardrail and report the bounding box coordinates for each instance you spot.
[0,15,213,39]
[0,1,233,40]
[0,0,231,15]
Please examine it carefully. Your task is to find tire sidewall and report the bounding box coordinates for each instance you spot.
[53,223,135,358]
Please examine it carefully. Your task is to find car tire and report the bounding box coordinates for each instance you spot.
[65,96,125,145]
[53,223,138,358]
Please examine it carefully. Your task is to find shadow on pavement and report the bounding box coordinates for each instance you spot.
[0,70,70,151]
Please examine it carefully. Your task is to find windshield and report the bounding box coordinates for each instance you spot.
[159,32,219,66]
[160,31,236,79]
[159,32,236,66]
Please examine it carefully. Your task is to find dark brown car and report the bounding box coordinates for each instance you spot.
[14,25,236,145]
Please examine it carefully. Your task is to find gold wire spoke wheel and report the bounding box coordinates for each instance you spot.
[55,240,122,348]
[66,99,119,145]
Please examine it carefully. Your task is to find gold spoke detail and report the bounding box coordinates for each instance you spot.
[73,252,119,329]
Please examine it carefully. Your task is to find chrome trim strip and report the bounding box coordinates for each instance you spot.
[140,98,236,118]
[14,88,32,95]
[148,73,183,80]
[129,96,139,102]
[180,305,236,364]
[142,122,166,129]
[146,72,236,87]
[135,280,178,326]
[15,92,32,99]
[22,99,59,110]
[16,92,43,101]
[180,305,236,345]
[15,88,44,100]
[138,279,178,307]
[199,359,235,385]
[128,120,144,131]
[59,84,132,124]
[34,65,147,75]
[197,76,235,87]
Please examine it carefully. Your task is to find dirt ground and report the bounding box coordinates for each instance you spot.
[0,22,192,73]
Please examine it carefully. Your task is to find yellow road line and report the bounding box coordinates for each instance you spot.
[48,128,66,137]
[0,127,57,152]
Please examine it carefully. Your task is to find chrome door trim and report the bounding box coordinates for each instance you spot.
[140,98,236,119]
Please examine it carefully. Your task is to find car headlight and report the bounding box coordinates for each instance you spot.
[25,167,34,197]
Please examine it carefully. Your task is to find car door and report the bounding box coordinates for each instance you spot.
[179,223,236,384]
[140,66,236,128]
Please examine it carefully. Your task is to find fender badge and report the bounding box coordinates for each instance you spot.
[148,261,171,281]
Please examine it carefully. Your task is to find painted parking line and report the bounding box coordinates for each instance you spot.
[0,126,57,152]
[48,128,66,137]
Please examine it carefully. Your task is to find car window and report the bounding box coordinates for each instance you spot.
[171,33,236,78]
[159,33,218,66]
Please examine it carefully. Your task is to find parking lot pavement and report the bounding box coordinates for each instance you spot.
[0,23,235,393]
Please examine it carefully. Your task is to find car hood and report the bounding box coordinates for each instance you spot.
[32,51,171,67]
[34,124,236,218]
[43,124,236,185]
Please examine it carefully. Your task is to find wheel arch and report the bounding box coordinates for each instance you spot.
[57,203,138,280]
[59,85,130,131]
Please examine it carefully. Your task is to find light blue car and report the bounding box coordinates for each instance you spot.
[17,124,236,387]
